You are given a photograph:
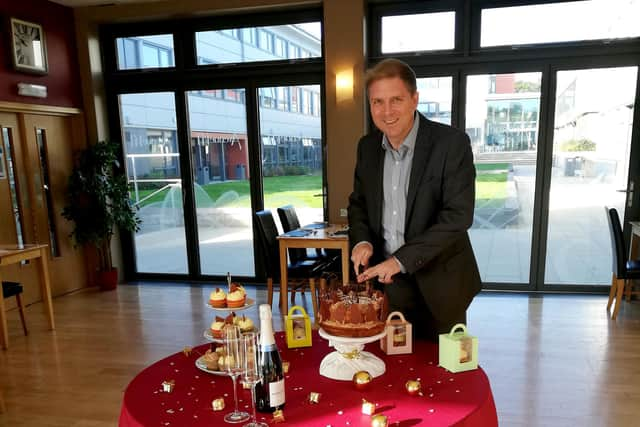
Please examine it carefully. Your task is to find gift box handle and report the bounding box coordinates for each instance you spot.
[288,305,308,317]
[385,311,407,324]
[449,323,467,336]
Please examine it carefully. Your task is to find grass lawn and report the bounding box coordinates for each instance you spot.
[134,175,323,208]
[133,166,509,210]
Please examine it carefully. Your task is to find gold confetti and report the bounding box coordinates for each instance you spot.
[308,392,321,404]
[161,380,175,393]
[362,399,376,415]
[273,409,285,423]
[212,398,225,411]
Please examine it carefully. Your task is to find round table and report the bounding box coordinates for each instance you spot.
[119,332,497,426]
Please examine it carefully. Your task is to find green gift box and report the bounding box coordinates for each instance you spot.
[438,323,478,373]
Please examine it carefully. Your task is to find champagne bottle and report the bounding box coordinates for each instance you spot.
[255,304,286,412]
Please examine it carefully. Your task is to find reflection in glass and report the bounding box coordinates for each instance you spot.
[35,129,59,257]
[119,92,188,273]
[382,12,455,53]
[116,35,174,70]
[187,88,254,276]
[196,22,321,65]
[417,77,452,125]
[259,84,324,228]
[1,128,24,246]
[481,1,640,47]
[466,72,542,284]
[545,67,637,285]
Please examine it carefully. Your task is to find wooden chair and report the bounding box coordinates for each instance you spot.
[254,210,328,313]
[604,207,640,319]
[2,281,28,336]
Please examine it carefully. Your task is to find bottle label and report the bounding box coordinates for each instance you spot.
[268,378,285,407]
[260,343,278,352]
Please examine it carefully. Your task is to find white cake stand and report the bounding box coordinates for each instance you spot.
[318,328,387,381]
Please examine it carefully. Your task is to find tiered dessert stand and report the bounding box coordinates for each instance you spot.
[318,328,387,380]
[195,275,255,376]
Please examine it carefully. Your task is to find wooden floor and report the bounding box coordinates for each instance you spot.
[0,283,639,427]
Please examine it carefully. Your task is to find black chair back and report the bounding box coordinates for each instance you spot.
[255,210,281,280]
[2,281,23,299]
[277,205,307,263]
[605,207,627,278]
[277,205,301,231]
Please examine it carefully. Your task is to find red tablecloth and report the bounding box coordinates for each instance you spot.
[120,332,497,426]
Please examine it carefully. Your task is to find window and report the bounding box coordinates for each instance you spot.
[116,34,174,70]
[274,36,285,57]
[104,10,326,283]
[35,129,60,257]
[195,21,321,65]
[381,11,456,53]
[481,0,640,48]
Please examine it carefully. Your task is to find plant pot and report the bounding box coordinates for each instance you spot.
[97,268,118,291]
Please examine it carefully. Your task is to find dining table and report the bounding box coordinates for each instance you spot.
[277,224,350,315]
[119,331,498,426]
[0,244,54,349]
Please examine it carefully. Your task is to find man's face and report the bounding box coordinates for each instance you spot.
[368,77,419,148]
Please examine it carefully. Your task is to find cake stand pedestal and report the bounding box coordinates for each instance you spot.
[318,328,387,381]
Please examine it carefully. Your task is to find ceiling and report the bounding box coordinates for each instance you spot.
[48,0,161,7]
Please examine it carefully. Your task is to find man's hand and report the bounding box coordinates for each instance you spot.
[357,258,401,284]
[351,242,373,276]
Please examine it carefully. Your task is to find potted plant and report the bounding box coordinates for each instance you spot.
[62,140,141,290]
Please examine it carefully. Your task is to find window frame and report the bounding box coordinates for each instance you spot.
[100,8,327,284]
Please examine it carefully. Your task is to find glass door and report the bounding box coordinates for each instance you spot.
[119,92,189,274]
[466,72,542,285]
[258,84,324,228]
[544,66,638,286]
[186,88,254,276]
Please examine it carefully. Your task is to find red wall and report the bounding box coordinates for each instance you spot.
[0,0,82,108]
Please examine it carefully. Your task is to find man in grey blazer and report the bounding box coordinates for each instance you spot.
[349,58,481,341]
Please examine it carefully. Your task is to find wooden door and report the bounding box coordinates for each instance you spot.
[0,111,87,302]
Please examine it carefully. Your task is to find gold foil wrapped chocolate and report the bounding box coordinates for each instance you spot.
[308,392,321,404]
[371,414,388,427]
[182,346,192,356]
[161,380,175,392]
[212,398,225,411]
[352,370,373,390]
[282,361,290,374]
[362,399,376,415]
[272,409,285,423]
[405,379,421,396]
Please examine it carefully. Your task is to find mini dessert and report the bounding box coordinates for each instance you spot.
[318,283,387,338]
[203,349,220,371]
[210,317,226,339]
[230,283,246,296]
[237,315,254,333]
[209,288,227,308]
[226,283,246,308]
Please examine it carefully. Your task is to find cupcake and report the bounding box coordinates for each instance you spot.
[209,288,227,308]
[230,283,246,296]
[210,317,226,339]
[226,287,246,308]
[237,315,254,333]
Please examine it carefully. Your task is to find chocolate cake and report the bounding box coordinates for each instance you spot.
[318,283,387,338]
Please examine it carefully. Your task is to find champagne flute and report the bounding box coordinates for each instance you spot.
[241,332,268,427]
[223,325,250,423]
